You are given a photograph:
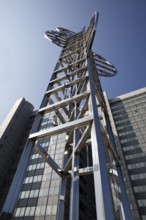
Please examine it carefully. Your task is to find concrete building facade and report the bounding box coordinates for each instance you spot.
[0,98,35,215]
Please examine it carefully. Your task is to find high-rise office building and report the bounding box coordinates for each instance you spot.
[0,98,35,215]
[1,13,133,220]
[105,88,146,220]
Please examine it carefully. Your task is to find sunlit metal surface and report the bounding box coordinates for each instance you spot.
[92,52,117,77]
[45,27,75,47]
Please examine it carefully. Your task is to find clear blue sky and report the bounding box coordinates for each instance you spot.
[0,0,146,124]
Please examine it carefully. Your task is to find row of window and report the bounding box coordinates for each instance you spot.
[116,117,146,127]
[22,179,60,193]
[128,110,146,116]
[41,141,50,147]
[31,153,41,160]
[138,199,146,207]
[27,163,45,171]
[28,154,63,172]
[35,135,64,148]
[125,152,146,160]
[113,114,128,119]
[24,175,42,184]
[117,125,133,131]
[20,187,59,199]
[111,102,123,110]
[122,144,140,152]
[111,104,145,116]
[113,107,146,118]
[134,185,146,193]
[118,130,135,137]
[117,121,146,131]
[39,122,54,131]
[130,116,146,123]
[24,172,59,184]
[115,118,130,125]
[111,106,125,114]
[131,173,146,181]
[20,190,39,199]
[39,110,69,131]
[14,205,57,217]
[128,162,146,170]
[120,136,138,144]
[125,99,145,106]
[111,95,146,110]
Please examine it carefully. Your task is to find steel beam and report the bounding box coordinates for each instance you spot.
[60,125,91,174]
[39,92,89,113]
[57,176,66,220]
[29,115,93,140]
[34,144,63,177]
[69,128,80,220]
[45,75,88,95]
[87,57,115,220]
[49,66,87,85]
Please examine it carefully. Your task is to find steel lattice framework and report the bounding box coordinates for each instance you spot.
[2,12,133,220]
[30,12,133,220]
[31,13,132,220]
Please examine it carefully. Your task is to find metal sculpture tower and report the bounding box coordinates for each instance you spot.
[2,12,133,220]
[31,13,132,220]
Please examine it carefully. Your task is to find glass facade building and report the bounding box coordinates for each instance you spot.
[13,111,66,220]
[105,88,146,220]
[13,135,65,220]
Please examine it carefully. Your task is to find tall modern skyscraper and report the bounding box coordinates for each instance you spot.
[105,88,146,220]
[1,13,133,220]
[0,98,35,215]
